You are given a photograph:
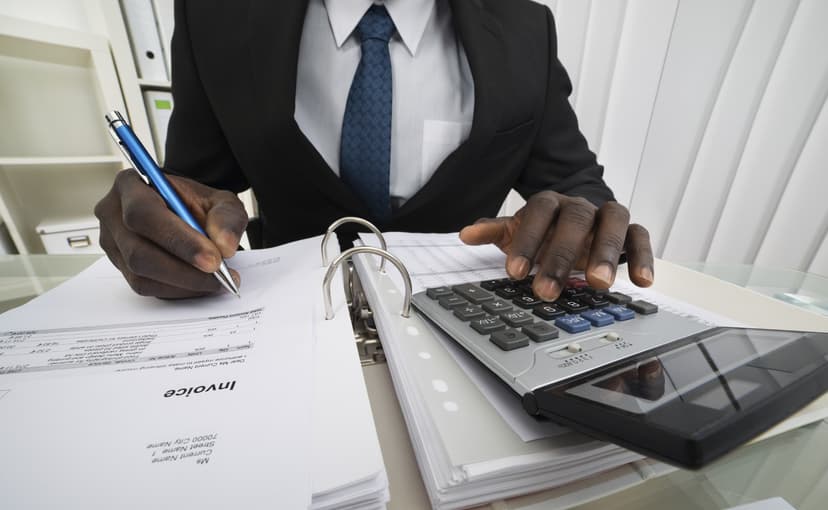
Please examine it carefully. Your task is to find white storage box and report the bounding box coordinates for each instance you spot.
[36,218,103,255]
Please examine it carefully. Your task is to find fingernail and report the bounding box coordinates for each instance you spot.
[593,263,613,287]
[535,277,561,301]
[195,252,219,272]
[507,257,530,279]
[640,267,654,285]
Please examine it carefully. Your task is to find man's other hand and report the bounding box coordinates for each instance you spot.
[94,171,248,298]
[459,191,653,301]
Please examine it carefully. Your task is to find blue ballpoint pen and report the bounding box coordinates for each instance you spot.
[105,110,241,297]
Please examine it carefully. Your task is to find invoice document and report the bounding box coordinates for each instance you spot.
[0,241,320,509]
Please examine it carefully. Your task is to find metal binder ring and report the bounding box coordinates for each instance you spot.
[320,217,387,272]
[324,246,412,320]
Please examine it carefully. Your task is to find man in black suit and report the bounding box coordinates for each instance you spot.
[95,0,653,300]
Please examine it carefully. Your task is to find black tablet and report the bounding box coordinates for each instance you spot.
[521,327,828,469]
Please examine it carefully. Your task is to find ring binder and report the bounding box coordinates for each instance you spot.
[323,246,412,320]
[321,216,388,272]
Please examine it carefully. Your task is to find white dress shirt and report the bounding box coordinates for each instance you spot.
[294,0,475,205]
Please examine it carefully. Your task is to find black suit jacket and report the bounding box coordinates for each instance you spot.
[164,0,615,247]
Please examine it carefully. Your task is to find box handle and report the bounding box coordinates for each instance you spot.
[66,235,91,249]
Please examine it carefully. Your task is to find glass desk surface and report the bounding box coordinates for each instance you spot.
[1,255,827,510]
[674,262,828,318]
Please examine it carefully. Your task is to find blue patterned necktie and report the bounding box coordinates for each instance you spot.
[340,5,396,223]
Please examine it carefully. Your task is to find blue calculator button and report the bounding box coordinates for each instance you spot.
[604,305,635,321]
[580,309,615,327]
[554,314,591,334]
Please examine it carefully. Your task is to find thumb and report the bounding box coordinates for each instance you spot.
[459,217,513,247]
[167,175,248,259]
[204,194,249,258]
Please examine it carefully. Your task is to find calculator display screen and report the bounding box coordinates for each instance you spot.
[563,328,828,436]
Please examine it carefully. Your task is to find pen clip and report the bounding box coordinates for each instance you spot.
[106,111,150,185]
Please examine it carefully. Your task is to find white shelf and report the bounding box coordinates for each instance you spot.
[0,155,123,166]
[0,15,126,255]
[138,78,171,89]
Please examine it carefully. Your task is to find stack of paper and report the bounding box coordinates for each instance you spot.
[0,235,387,509]
[312,238,388,510]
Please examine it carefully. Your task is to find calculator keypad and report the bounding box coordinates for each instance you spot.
[424,277,658,352]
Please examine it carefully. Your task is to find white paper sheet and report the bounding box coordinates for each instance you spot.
[0,240,320,509]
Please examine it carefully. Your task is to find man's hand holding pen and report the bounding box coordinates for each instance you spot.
[101,111,244,298]
[95,170,248,299]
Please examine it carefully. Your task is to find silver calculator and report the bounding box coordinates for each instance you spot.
[411,275,710,397]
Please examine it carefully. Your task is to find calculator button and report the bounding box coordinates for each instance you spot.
[438,295,467,309]
[426,286,453,299]
[499,310,534,327]
[513,295,542,309]
[533,303,565,320]
[604,305,635,321]
[483,299,513,314]
[557,299,589,314]
[470,316,506,334]
[555,314,591,334]
[566,343,583,353]
[516,275,535,286]
[580,309,615,327]
[606,292,632,305]
[490,329,530,351]
[567,277,589,289]
[581,295,609,309]
[479,279,504,291]
[452,284,494,304]
[562,287,586,299]
[454,305,486,321]
[628,300,659,315]
[517,284,535,296]
[496,286,521,299]
[522,322,559,342]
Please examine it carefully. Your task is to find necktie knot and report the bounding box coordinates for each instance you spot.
[357,5,396,44]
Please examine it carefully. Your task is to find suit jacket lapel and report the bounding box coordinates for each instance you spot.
[395,0,505,224]
[249,0,306,134]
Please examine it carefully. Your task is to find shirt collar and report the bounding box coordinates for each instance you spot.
[323,0,436,56]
